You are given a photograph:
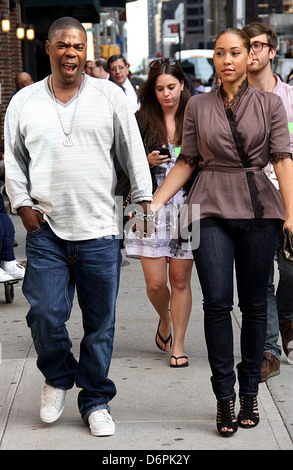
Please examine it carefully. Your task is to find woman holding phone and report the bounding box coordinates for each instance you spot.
[144,29,293,436]
[126,59,194,368]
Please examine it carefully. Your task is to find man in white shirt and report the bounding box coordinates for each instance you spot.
[4,17,152,437]
[107,54,140,112]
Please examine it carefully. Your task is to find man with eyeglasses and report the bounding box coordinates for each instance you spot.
[243,22,293,381]
[107,54,140,112]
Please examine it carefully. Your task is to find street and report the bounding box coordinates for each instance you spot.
[0,213,292,451]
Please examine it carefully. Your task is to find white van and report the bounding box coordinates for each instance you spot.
[175,49,215,90]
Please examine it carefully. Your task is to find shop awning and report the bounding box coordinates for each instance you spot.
[23,0,137,28]
[100,0,136,5]
[23,0,100,23]
[24,0,100,6]
[23,0,136,14]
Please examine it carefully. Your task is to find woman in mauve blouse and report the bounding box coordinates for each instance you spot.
[149,28,293,437]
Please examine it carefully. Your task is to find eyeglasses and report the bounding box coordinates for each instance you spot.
[110,65,126,72]
[251,42,271,53]
[149,58,178,69]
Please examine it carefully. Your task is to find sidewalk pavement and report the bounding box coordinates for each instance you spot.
[0,214,293,451]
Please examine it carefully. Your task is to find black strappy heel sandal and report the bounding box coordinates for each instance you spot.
[216,394,238,437]
[238,394,260,428]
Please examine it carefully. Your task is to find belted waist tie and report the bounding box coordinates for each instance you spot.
[202,166,263,173]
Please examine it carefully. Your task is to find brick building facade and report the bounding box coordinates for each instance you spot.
[0,0,23,152]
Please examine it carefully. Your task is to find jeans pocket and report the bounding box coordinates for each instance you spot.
[26,222,48,236]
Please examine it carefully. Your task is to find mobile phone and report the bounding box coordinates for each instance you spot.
[155,147,171,159]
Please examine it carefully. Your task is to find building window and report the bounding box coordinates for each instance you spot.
[187,7,204,15]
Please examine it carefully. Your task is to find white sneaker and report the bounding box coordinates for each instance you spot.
[88,409,115,436]
[2,260,25,279]
[0,268,14,282]
[40,384,66,423]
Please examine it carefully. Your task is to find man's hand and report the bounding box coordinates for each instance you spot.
[17,206,46,232]
[129,200,155,238]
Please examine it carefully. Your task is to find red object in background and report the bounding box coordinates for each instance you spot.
[169,24,179,34]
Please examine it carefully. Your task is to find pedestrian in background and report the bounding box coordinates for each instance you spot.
[126,58,194,368]
[4,16,152,437]
[147,28,293,437]
[243,21,293,379]
[0,193,25,282]
[107,54,140,111]
[193,78,205,93]
[92,58,109,80]
[15,72,34,91]
[84,59,93,76]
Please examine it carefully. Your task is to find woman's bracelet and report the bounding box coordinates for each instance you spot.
[133,209,155,222]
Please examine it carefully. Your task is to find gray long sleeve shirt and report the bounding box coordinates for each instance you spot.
[4,74,152,240]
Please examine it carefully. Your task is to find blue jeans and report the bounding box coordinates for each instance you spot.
[22,224,122,423]
[265,262,282,359]
[0,212,15,261]
[193,219,279,401]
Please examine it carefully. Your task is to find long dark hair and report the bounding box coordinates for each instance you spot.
[136,59,190,148]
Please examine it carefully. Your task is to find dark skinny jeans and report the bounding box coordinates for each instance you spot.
[193,218,279,401]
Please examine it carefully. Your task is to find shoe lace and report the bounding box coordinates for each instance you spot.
[91,410,111,423]
[42,386,61,406]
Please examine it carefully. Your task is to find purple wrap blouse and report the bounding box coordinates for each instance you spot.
[180,83,292,225]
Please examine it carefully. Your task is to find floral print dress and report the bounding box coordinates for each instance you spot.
[125,143,193,260]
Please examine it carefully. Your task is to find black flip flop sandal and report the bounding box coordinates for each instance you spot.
[155,320,172,352]
[170,355,189,368]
